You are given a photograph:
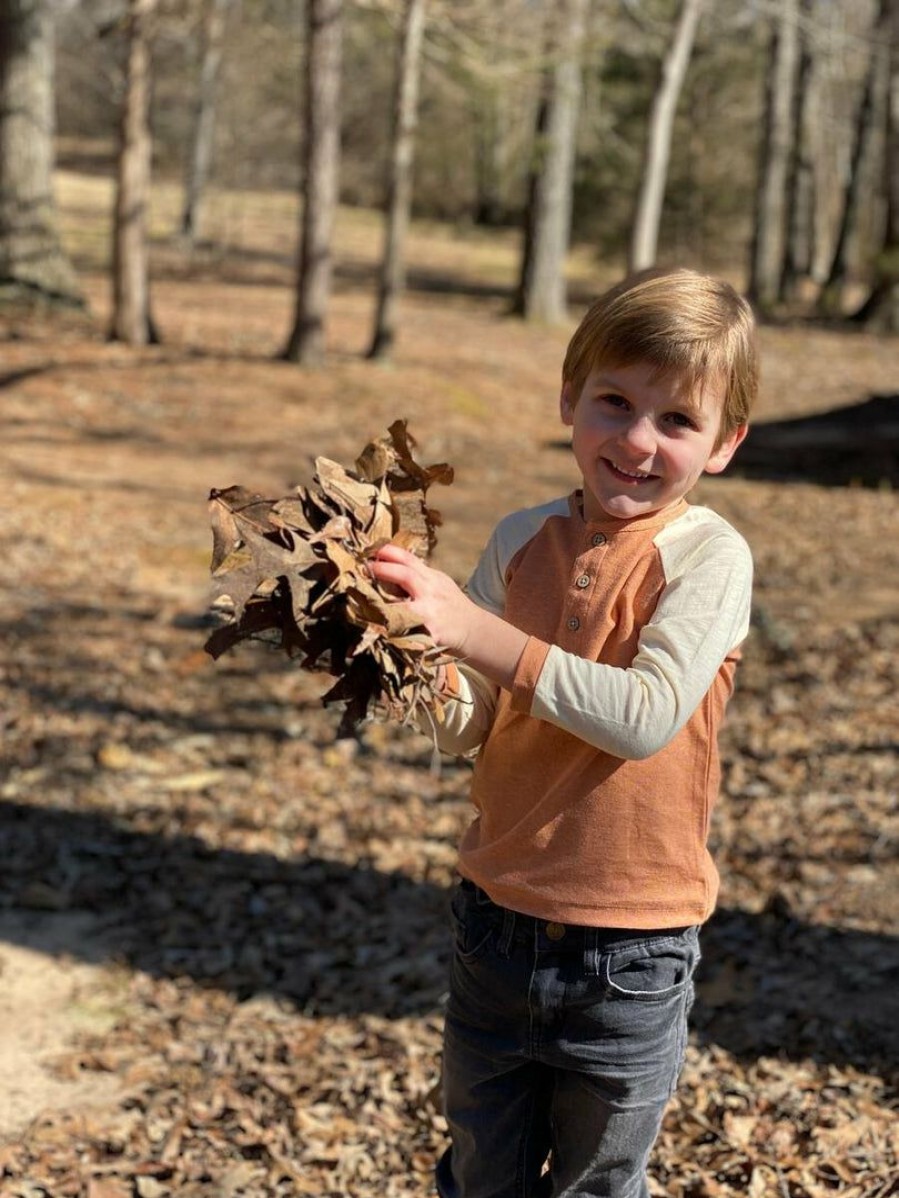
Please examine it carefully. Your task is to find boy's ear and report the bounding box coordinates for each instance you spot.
[704,423,749,475]
[560,381,575,426]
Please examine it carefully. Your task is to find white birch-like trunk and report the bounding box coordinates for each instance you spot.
[628,0,704,274]
[180,0,234,244]
[516,0,589,325]
[368,0,426,360]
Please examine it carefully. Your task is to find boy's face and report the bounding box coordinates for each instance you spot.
[560,361,747,522]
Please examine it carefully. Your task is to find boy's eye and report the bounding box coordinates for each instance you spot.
[667,411,697,430]
[600,392,629,408]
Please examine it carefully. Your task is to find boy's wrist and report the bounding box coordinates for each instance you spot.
[459,605,529,692]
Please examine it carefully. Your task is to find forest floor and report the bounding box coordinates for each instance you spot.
[0,171,897,1197]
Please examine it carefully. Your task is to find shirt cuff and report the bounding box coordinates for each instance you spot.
[510,636,552,713]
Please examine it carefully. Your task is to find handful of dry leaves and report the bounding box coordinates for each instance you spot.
[205,420,456,737]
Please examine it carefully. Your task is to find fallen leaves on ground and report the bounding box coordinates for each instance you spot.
[0,286,896,1198]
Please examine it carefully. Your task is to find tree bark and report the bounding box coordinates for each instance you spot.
[748,0,800,313]
[368,0,426,361]
[0,0,81,303]
[855,0,899,331]
[110,0,157,345]
[513,0,589,325]
[283,0,343,365]
[628,0,704,274]
[818,0,889,314]
[180,0,234,245]
[780,0,814,301]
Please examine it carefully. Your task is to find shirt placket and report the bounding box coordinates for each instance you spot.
[560,530,608,644]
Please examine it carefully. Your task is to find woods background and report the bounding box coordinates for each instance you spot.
[3,0,899,338]
[0,1,897,1197]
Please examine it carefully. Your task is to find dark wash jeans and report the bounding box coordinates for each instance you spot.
[436,879,700,1198]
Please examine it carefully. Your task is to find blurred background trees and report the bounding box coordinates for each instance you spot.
[109,0,158,344]
[1,0,894,344]
[512,0,590,323]
[0,0,81,303]
[283,0,343,364]
[627,0,704,274]
[367,0,427,360]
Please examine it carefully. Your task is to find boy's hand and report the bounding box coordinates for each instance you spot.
[370,544,528,690]
[369,544,476,658]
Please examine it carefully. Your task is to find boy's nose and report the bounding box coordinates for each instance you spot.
[621,417,656,454]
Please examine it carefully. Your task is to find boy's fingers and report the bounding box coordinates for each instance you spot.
[369,558,417,595]
[373,542,416,565]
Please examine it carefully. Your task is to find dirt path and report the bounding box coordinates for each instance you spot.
[0,912,124,1137]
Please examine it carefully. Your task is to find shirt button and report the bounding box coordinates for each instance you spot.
[567,616,580,631]
[576,574,590,589]
[545,922,566,941]
[592,532,607,547]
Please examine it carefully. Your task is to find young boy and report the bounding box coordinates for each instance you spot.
[371,268,757,1198]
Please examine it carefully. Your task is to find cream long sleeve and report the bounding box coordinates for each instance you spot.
[435,497,751,761]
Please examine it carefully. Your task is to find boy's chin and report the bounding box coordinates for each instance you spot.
[584,489,667,521]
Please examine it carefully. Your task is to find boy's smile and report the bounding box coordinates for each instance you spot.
[560,362,747,521]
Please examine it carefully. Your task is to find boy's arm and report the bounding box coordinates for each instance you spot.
[375,528,752,761]
[428,661,499,756]
[516,531,753,758]
[374,522,752,762]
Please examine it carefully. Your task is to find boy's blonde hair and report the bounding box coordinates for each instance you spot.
[562,268,758,445]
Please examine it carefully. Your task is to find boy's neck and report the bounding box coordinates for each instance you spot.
[573,490,689,529]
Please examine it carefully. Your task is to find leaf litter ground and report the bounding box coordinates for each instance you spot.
[0,206,897,1197]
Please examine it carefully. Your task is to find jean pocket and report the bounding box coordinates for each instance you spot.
[602,931,698,1001]
[449,883,497,963]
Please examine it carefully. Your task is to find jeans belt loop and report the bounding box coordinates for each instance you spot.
[586,926,601,977]
[497,907,516,958]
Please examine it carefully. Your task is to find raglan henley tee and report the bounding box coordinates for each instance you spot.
[437,491,753,930]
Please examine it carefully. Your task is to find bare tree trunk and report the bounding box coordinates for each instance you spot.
[748,0,800,313]
[818,0,889,315]
[628,0,704,273]
[110,0,157,345]
[0,0,81,303]
[367,0,426,361]
[855,0,899,331]
[180,0,234,245]
[514,72,548,319]
[283,0,343,365]
[513,0,589,325]
[781,0,814,302]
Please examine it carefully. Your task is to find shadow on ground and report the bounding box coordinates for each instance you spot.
[1,797,896,1075]
[729,393,898,488]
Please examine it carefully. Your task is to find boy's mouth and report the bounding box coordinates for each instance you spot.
[603,458,659,484]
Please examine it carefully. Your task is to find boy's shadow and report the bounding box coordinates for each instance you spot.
[1,798,896,1075]
[693,902,899,1068]
[0,800,451,1018]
